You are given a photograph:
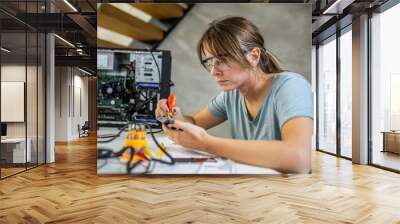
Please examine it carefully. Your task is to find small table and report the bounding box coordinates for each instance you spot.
[381,131,400,154]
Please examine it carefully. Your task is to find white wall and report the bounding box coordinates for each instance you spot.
[1,65,26,138]
[55,67,68,141]
[1,63,46,164]
[72,73,89,138]
[1,65,36,136]
[54,67,89,141]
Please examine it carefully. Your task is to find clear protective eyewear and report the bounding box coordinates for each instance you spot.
[201,54,229,72]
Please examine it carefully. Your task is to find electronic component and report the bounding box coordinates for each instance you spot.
[133,114,159,125]
[156,115,175,126]
[97,48,172,127]
[97,51,114,70]
[97,122,175,174]
[132,51,162,84]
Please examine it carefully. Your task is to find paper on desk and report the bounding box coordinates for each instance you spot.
[234,163,280,174]
[158,135,214,158]
[198,159,232,174]
[166,145,213,158]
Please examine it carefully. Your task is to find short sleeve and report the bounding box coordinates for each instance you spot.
[275,76,314,129]
[207,92,228,119]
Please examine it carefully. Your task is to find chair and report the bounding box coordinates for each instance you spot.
[78,121,90,138]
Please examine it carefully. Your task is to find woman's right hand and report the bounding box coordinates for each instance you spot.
[155,99,183,120]
[155,99,169,118]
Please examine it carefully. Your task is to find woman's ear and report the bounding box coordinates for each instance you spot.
[246,48,261,68]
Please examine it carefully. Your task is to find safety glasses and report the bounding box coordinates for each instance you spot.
[200,54,229,72]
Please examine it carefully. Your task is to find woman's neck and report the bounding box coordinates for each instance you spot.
[238,70,275,103]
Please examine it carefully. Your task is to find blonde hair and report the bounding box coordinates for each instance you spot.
[197,16,283,73]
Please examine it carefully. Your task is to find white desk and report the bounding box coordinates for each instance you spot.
[97,128,280,175]
[1,138,31,163]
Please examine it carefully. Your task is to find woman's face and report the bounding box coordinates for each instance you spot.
[203,50,251,91]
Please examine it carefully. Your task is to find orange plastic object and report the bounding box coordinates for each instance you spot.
[167,95,176,117]
[123,129,147,149]
[122,149,147,163]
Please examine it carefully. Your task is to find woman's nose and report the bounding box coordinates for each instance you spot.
[211,66,222,76]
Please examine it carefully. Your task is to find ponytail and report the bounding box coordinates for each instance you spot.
[259,48,283,74]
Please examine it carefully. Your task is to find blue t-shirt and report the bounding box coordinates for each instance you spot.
[207,71,314,140]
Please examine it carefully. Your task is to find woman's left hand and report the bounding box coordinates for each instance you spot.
[162,120,210,151]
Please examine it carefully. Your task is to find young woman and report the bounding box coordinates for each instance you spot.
[155,16,314,173]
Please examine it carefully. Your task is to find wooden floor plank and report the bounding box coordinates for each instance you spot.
[0,135,400,223]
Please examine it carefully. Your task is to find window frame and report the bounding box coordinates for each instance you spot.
[367,0,400,173]
[315,24,353,161]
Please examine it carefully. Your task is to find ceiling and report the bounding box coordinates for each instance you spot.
[310,0,390,44]
[1,0,394,73]
[0,0,97,74]
[97,3,192,50]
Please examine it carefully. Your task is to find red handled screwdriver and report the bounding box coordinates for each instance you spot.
[167,94,176,117]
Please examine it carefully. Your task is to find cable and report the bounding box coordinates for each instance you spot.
[148,129,163,134]
[97,148,115,159]
[97,159,108,170]
[145,124,175,165]
[97,120,175,174]
[148,48,161,84]
[138,94,158,111]
[121,62,135,92]
[97,123,129,143]
[126,147,137,173]
[98,146,131,159]
[98,146,144,174]
[97,124,161,142]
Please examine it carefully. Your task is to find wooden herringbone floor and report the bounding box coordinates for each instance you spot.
[1,136,400,224]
